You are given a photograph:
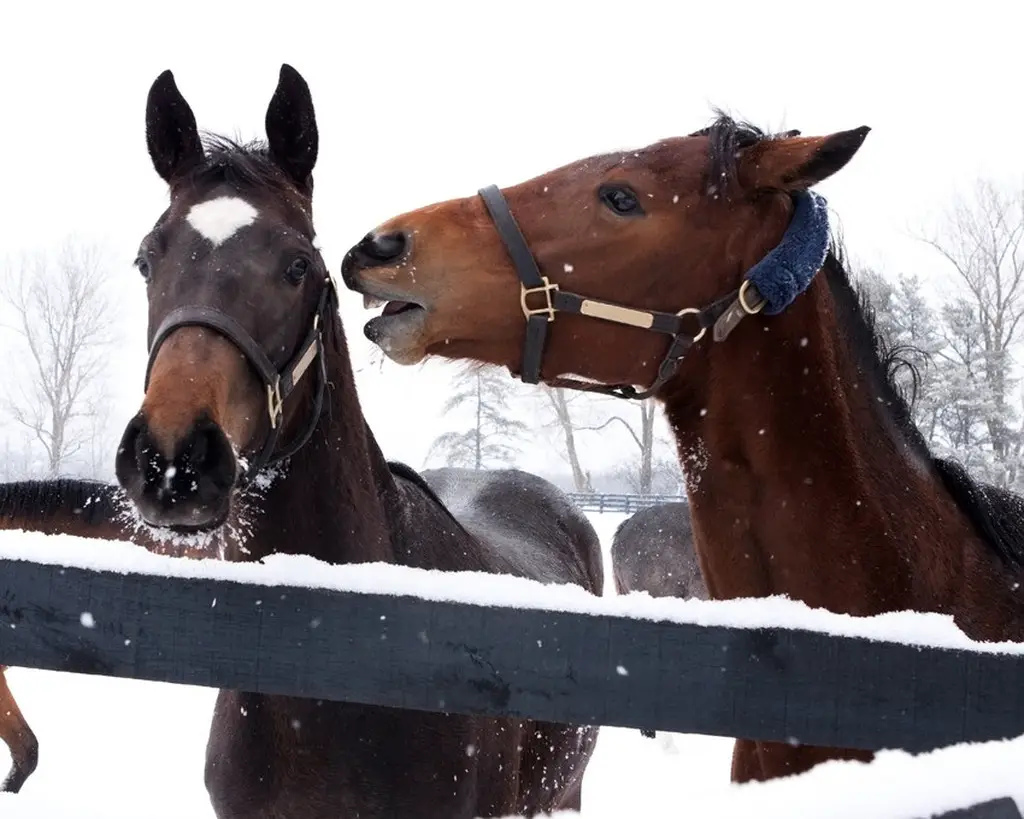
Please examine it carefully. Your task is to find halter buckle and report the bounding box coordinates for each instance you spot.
[520,278,559,322]
[738,280,766,315]
[267,378,284,430]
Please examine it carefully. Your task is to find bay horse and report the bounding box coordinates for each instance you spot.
[113,65,602,818]
[0,478,212,793]
[611,502,706,601]
[340,114,1024,783]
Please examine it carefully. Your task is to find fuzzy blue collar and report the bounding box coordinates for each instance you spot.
[744,191,830,316]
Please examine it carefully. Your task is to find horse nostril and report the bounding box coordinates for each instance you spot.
[115,414,148,491]
[183,422,237,492]
[361,231,407,264]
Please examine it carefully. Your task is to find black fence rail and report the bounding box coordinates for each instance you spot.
[566,492,687,514]
[2,553,1023,817]
[3,554,1024,752]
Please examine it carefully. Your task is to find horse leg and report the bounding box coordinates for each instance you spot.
[733,739,872,783]
[731,739,764,783]
[554,778,583,813]
[0,668,38,793]
[756,741,873,779]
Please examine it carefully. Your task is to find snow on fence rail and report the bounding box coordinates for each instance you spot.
[565,492,686,514]
[2,531,1024,761]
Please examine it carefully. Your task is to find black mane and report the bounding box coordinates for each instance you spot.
[688,111,797,195]
[185,134,300,199]
[0,479,124,525]
[694,113,1024,572]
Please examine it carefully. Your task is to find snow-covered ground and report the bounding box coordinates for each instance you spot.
[0,511,1022,817]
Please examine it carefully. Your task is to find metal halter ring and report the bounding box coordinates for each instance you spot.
[675,307,708,343]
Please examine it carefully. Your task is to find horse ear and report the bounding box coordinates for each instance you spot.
[146,70,203,184]
[738,126,870,192]
[265,64,319,191]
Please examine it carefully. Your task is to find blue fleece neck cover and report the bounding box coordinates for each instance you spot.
[744,191,830,316]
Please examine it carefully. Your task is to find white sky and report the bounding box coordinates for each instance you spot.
[0,0,1020,474]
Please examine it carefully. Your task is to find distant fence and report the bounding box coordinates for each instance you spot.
[566,492,687,514]
[3,552,1024,817]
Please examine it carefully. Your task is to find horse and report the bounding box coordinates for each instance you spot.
[0,479,127,793]
[339,113,1024,783]
[611,502,706,601]
[111,64,603,818]
[0,477,214,793]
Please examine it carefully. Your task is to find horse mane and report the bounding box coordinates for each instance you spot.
[184,134,305,202]
[0,479,124,525]
[688,110,790,195]
[696,112,1024,572]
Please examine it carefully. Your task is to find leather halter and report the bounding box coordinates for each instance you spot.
[145,274,336,486]
[477,185,766,401]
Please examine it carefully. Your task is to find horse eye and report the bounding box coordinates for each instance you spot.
[599,185,644,217]
[285,258,309,285]
[134,257,151,280]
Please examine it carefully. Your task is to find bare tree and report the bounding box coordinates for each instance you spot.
[918,179,1024,483]
[541,387,593,492]
[428,366,528,469]
[1,240,115,477]
[0,437,37,481]
[578,398,680,494]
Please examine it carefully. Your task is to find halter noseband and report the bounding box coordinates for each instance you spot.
[476,185,828,400]
[144,274,336,486]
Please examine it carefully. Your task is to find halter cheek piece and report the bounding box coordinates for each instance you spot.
[144,273,336,486]
[476,185,829,400]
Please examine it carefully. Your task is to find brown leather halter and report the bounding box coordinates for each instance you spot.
[144,272,336,486]
[477,185,765,400]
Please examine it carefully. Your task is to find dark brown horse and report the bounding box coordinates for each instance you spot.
[112,65,602,818]
[0,478,214,793]
[0,481,125,791]
[341,114,1024,783]
[0,480,129,793]
[611,502,706,601]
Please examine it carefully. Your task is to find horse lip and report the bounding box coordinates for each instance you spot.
[138,506,229,534]
[349,275,428,312]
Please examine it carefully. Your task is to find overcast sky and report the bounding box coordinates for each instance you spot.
[0,1,1020,474]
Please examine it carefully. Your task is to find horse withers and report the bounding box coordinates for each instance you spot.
[112,65,602,818]
[342,115,1024,783]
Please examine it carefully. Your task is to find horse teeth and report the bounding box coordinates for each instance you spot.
[363,295,386,310]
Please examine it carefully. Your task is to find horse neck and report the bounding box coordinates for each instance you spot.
[663,272,1015,623]
[240,334,397,566]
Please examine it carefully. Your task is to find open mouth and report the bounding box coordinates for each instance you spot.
[362,294,426,319]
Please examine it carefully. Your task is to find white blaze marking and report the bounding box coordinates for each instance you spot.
[186,196,259,246]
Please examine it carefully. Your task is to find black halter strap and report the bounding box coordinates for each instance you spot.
[145,277,335,485]
[477,185,764,400]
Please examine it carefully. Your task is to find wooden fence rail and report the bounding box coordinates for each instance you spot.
[2,555,1023,756]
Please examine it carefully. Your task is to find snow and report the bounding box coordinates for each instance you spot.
[1,523,1023,657]
[0,511,1021,817]
[185,196,259,246]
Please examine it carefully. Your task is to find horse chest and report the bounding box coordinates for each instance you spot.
[205,693,527,819]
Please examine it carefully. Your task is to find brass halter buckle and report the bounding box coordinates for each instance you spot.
[520,277,559,322]
[738,280,766,315]
[267,378,284,430]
